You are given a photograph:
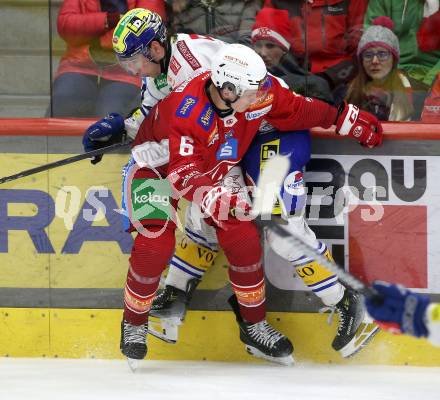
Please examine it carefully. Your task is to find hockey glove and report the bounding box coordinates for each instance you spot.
[200,186,251,230]
[366,281,430,338]
[82,113,126,164]
[335,102,383,148]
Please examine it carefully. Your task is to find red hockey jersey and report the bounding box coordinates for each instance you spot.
[133,71,338,203]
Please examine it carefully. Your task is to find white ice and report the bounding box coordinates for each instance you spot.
[1,358,439,400]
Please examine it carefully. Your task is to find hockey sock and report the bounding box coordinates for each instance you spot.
[292,244,344,306]
[124,226,176,325]
[217,221,266,323]
[165,234,218,291]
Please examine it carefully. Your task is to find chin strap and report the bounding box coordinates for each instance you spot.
[205,82,235,118]
[160,39,171,73]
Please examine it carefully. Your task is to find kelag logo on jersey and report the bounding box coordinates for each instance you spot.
[216,138,238,160]
[176,96,198,118]
[198,104,214,131]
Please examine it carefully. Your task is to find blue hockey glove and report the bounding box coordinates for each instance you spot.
[82,113,125,164]
[366,281,430,338]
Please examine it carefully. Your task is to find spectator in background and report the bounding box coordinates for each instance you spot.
[421,75,440,122]
[251,7,333,103]
[345,17,414,122]
[51,0,166,118]
[263,0,368,102]
[364,1,440,118]
[417,4,440,123]
[167,0,262,45]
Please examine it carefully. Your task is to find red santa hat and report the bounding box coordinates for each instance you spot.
[251,8,293,51]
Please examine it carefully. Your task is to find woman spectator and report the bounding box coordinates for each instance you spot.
[345,17,414,122]
[51,0,166,117]
[365,1,440,88]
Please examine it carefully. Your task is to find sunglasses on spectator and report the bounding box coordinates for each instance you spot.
[362,50,392,62]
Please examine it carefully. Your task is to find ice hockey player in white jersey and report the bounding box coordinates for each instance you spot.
[366,281,440,347]
[82,7,379,363]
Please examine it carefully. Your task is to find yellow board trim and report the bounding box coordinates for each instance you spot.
[2,308,440,366]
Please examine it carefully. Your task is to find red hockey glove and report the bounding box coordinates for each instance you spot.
[200,186,251,230]
[335,102,383,148]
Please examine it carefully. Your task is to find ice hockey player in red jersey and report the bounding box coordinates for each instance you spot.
[120,43,382,364]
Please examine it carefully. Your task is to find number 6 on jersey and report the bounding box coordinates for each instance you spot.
[179,136,194,156]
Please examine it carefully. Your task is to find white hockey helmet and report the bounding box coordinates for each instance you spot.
[211,44,268,98]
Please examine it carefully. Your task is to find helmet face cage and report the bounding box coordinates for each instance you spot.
[211,44,268,101]
[216,70,268,100]
[113,9,166,61]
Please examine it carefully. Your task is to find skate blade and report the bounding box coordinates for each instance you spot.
[147,317,180,344]
[339,322,380,358]
[127,358,139,372]
[245,345,295,366]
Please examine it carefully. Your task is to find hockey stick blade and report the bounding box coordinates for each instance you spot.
[0,141,130,185]
[252,154,375,298]
[251,154,290,218]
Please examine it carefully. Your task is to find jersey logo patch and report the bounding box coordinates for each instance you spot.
[245,105,272,120]
[169,56,181,75]
[177,41,202,70]
[154,73,169,90]
[283,171,305,196]
[207,125,219,146]
[176,96,198,118]
[223,115,237,127]
[248,93,274,111]
[216,138,238,160]
[197,104,214,131]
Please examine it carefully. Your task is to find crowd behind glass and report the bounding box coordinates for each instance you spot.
[48,0,440,123]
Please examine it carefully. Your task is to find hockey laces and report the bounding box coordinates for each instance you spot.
[319,306,336,326]
[123,322,148,344]
[247,321,284,348]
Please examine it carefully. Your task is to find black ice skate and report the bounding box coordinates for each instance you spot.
[228,295,294,366]
[330,288,379,358]
[148,279,200,343]
[120,319,148,370]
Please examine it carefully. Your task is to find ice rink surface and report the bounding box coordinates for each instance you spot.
[1,358,439,400]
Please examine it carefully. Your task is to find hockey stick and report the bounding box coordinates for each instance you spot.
[252,154,375,298]
[0,141,130,185]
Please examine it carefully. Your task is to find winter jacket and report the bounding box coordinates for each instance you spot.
[269,52,334,104]
[169,0,262,45]
[55,0,166,86]
[365,0,440,86]
[421,73,440,122]
[264,0,368,75]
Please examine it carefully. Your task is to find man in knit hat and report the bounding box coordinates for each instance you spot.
[251,7,333,103]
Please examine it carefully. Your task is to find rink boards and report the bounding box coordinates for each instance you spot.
[1,124,440,364]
